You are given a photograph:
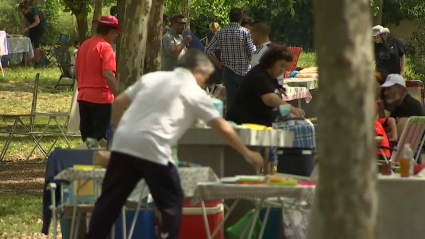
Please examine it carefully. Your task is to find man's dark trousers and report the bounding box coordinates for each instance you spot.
[85,152,184,239]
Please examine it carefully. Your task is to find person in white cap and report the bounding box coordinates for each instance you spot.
[372,25,405,76]
[381,74,425,136]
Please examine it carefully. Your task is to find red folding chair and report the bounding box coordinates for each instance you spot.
[406,80,424,105]
[284,47,303,78]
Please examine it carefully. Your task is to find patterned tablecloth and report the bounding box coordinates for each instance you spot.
[6,37,34,57]
[54,167,219,198]
[285,78,318,90]
[282,86,313,103]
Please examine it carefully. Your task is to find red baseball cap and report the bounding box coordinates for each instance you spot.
[92,16,122,33]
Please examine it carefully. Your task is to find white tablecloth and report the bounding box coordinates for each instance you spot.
[285,78,317,90]
[282,86,313,103]
[6,36,34,57]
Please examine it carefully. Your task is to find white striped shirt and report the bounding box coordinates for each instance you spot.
[251,41,271,67]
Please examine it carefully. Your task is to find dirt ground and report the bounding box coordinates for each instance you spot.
[0,162,46,194]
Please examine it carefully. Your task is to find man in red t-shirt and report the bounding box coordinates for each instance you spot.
[73,16,121,142]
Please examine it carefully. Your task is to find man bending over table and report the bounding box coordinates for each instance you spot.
[85,49,263,239]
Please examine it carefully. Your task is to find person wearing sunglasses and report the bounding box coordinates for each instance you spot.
[162,14,192,71]
[372,25,406,76]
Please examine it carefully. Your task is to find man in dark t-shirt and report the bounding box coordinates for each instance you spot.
[18,2,47,64]
[381,74,425,137]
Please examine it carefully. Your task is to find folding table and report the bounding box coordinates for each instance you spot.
[192,182,315,239]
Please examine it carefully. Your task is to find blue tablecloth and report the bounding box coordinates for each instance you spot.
[42,149,98,235]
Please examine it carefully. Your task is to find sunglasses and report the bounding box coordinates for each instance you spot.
[176,22,187,26]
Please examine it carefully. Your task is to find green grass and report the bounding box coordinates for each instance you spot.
[0,66,81,161]
[298,51,316,67]
[0,194,44,238]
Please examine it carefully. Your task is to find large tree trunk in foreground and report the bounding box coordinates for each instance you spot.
[373,0,383,25]
[312,0,378,238]
[91,0,104,36]
[116,0,152,92]
[182,0,190,30]
[144,0,165,73]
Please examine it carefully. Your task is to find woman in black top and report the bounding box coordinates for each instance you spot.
[18,0,47,64]
[226,43,305,127]
[373,26,406,76]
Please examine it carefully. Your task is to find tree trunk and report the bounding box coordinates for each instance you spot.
[116,0,152,92]
[373,0,383,25]
[312,0,378,238]
[115,0,125,74]
[182,0,190,30]
[76,15,88,44]
[91,0,104,36]
[144,0,165,73]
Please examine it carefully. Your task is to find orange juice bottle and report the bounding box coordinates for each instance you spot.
[400,144,413,177]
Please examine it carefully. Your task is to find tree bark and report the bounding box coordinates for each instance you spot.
[144,0,165,73]
[116,0,152,92]
[312,0,378,238]
[182,0,190,30]
[115,0,125,73]
[91,0,104,36]
[76,15,88,44]
[373,0,383,25]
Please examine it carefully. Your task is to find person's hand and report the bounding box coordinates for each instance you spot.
[184,35,192,44]
[244,150,263,169]
[21,28,28,34]
[291,106,305,118]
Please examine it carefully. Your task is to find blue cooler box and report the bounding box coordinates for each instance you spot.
[113,209,156,239]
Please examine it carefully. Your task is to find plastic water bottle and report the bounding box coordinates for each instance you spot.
[85,138,100,149]
[211,98,223,117]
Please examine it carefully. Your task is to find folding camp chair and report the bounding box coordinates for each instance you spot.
[406,80,424,105]
[380,116,425,165]
[284,47,303,78]
[54,45,75,89]
[26,74,79,160]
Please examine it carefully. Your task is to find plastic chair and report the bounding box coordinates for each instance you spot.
[284,47,303,78]
[380,116,425,164]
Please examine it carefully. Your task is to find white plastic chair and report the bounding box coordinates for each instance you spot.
[381,116,425,164]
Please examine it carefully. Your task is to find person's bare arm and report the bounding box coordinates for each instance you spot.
[169,42,187,57]
[112,93,132,131]
[261,93,305,117]
[400,55,406,76]
[209,118,263,168]
[103,70,118,96]
[73,66,78,79]
[167,35,191,57]
[387,117,398,142]
[396,117,408,138]
[27,15,40,29]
